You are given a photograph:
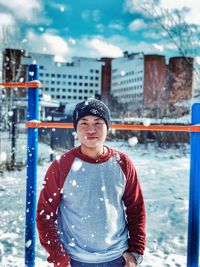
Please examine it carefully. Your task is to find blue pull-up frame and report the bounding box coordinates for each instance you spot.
[24,64,200,266]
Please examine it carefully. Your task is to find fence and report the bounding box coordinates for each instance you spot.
[0,64,200,267]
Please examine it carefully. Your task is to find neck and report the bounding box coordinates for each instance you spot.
[80,144,105,160]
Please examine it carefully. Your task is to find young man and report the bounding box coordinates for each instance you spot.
[37,98,146,267]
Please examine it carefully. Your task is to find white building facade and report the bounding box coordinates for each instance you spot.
[111,52,144,109]
[22,53,104,107]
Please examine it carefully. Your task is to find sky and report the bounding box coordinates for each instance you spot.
[0,0,200,62]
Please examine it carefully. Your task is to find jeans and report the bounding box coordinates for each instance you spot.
[70,256,125,267]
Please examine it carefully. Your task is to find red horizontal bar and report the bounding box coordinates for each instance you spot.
[0,81,42,88]
[25,121,200,132]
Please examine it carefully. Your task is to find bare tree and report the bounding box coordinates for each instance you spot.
[128,0,200,111]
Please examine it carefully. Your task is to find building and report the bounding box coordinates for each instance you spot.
[22,52,104,106]
[111,51,144,115]
[168,57,194,116]
[143,54,167,118]
[100,57,113,103]
[2,48,195,120]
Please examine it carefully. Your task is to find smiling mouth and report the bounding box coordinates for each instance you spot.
[84,136,98,140]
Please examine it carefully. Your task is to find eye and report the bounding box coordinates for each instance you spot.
[79,121,87,126]
[95,121,103,125]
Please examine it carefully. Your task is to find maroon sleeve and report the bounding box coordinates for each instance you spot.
[36,151,75,265]
[118,152,146,255]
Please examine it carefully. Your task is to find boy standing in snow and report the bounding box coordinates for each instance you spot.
[37,98,146,267]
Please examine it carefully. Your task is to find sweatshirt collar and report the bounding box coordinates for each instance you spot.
[73,145,111,164]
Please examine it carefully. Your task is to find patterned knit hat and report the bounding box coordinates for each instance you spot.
[73,98,110,131]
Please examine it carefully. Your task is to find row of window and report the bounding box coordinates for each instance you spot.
[112,85,143,92]
[112,74,143,81]
[40,65,99,72]
[41,80,99,86]
[117,93,143,100]
[112,69,143,75]
[51,95,89,100]
[44,88,98,94]
[40,73,100,80]
[112,77,143,87]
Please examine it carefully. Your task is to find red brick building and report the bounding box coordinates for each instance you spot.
[143,55,167,117]
[99,57,113,103]
[168,57,194,116]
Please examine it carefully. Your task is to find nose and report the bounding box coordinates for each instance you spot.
[86,125,96,134]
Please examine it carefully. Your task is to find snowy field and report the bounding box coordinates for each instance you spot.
[0,140,190,267]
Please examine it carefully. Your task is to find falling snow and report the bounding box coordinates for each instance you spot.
[0,140,190,266]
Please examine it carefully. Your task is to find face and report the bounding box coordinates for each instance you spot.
[76,115,107,148]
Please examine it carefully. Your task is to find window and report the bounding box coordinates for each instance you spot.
[57,74,61,78]
[79,75,83,79]
[51,74,55,77]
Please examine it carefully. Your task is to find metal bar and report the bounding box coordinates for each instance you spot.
[25,121,200,132]
[25,65,39,267]
[187,103,200,267]
[0,81,42,88]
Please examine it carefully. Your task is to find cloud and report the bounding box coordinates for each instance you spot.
[124,0,200,25]
[96,24,105,32]
[81,9,101,23]
[159,0,200,25]
[48,2,69,12]
[0,13,15,27]
[84,38,123,57]
[0,0,49,24]
[152,43,164,52]
[128,19,147,31]
[25,30,71,62]
[108,23,124,31]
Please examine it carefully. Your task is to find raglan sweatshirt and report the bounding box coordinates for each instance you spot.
[36,146,146,266]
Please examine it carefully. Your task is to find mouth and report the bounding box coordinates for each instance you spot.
[84,136,98,140]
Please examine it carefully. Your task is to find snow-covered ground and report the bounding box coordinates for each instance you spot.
[0,140,190,267]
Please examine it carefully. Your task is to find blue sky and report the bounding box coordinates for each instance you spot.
[0,0,200,62]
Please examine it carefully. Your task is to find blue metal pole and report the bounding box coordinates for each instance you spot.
[187,103,200,267]
[25,64,39,267]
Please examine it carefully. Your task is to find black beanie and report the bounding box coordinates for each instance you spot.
[73,98,110,131]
